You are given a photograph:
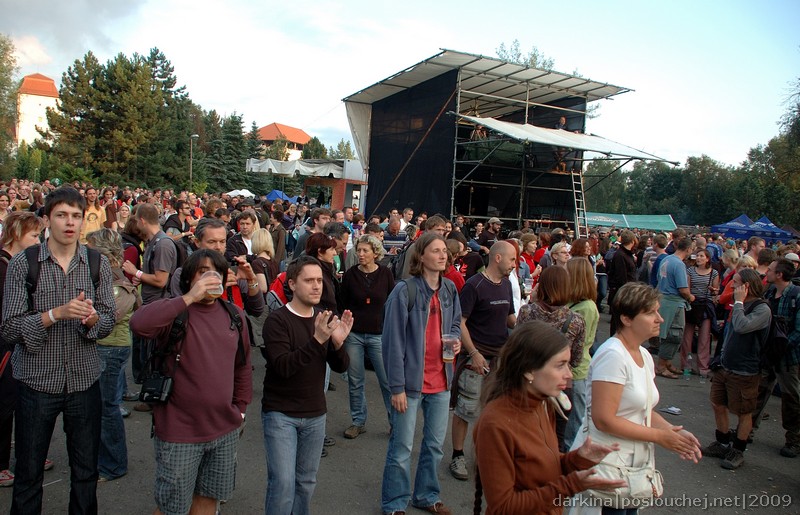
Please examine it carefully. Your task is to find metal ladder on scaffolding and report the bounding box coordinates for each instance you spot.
[571,169,589,238]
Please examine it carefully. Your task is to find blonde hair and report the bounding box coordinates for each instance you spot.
[738,255,757,270]
[567,257,596,303]
[722,249,739,268]
[85,228,123,268]
[251,228,274,258]
[550,242,568,260]
[357,234,385,261]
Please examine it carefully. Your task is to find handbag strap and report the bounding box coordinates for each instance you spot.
[639,352,655,465]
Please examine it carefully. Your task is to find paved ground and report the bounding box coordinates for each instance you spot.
[1,311,799,514]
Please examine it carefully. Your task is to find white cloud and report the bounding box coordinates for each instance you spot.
[12,35,52,67]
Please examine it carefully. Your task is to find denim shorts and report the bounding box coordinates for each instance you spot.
[154,428,239,515]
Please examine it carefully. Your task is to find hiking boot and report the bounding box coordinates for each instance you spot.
[133,402,152,412]
[779,442,800,458]
[702,440,731,458]
[449,455,468,481]
[343,425,366,439]
[721,448,744,470]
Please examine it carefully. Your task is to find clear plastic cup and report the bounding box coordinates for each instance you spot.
[442,334,458,363]
[202,270,224,299]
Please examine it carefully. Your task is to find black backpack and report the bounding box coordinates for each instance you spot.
[147,235,187,298]
[763,287,800,369]
[137,299,250,388]
[24,245,101,310]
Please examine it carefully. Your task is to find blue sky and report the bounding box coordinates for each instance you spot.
[2,0,798,167]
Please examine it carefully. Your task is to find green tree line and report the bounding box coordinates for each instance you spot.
[584,83,799,227]
[1,34,355,195]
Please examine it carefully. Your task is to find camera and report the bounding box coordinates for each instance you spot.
[139,373,174,403]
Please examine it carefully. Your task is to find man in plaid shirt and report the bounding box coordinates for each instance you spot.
[754,257,800,458]
[1,187,115,515]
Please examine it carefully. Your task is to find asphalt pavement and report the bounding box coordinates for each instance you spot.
[1,311,798,514]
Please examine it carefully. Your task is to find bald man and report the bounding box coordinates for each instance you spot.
[448,241,517,481]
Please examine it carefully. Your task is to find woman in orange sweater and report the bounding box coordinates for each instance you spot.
[473,321,625,515]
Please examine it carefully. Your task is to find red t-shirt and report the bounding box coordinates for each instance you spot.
[422,292,447,393]
[444,265,466,293]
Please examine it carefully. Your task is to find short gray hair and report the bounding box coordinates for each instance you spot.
[356,234,385,261]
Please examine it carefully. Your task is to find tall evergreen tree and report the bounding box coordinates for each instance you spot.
[301,136,327,159]
[0,34,18,178]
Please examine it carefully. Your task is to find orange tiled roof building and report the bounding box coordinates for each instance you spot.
[16,73,59,146]
[257,122,311,160]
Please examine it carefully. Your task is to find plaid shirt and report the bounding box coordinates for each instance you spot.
[766,283,800,366]
[1,241,115,394]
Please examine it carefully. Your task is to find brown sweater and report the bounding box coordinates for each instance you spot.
[473,392,595,515]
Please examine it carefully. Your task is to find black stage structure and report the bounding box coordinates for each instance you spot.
[343,49,674,235]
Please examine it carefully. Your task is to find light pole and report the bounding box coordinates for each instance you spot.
[189,134,199,192]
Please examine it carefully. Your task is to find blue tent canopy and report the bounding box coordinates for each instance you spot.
[710,214,792,242]
[753,216,794,241]
[266,189,293,202]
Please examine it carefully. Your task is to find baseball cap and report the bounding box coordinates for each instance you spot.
[785,252,800,263]
[487,217,503,225]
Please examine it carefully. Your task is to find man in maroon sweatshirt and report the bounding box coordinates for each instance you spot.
[131,249,252,515]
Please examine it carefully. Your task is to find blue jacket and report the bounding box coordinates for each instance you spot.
[382,275,461,398]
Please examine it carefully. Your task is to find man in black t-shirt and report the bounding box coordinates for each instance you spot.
[475,217,502,255]
[448,241,516,481]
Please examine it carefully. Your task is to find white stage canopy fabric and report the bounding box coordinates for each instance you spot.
[246,158,343,178]
[458,114,676,163]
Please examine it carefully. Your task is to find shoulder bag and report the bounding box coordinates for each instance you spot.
[583,353,664,508]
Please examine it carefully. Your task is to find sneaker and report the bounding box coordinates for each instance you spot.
[122,391,139,402]
[721,448,744,470]
[120,407,130,418]
[43,459,54,471]
[382,511,405,515]
[133,402,152,412]
[702,440,731,459]
[0,469,13,487]
[321,447,328,458]
[323,435,336,447]
[779,442,800,458]
[449,455,468,481]
[413,501,452,514]
[343,425,366,439]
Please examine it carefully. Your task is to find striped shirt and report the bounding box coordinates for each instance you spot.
[1,242,115,394]
[687,266,718,301]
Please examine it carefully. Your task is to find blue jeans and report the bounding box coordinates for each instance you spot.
[12,381,101,515]
[381,390,449,513]
[344,332,391,427]
[262,411,326,515]
[97,345,130,480]
[564,378,587,450]
[596,273,608,308]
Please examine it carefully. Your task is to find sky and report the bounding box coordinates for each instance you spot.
[2,0,799,167]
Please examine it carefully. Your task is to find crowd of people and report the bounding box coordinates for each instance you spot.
[0,176,798,515]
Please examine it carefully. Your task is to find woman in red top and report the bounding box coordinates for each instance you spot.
[444,239,466,292]
[533,231,551,266]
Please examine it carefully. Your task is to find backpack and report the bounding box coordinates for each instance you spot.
[24,245,101,310]
[266,271,292,313]
[137,299,251,398]
[763,287,800,369]
[147,235,187,298]
[389,242,413,280]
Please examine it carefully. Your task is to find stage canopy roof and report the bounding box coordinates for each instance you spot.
[343,49,631,118]
[458,114,676,163]
[586,212,677,232]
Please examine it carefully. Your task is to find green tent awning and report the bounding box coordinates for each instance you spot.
[586,212,676,232]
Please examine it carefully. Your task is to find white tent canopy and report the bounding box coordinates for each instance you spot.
[458,114,676,163]
[246,158,343,178]
[225,188,255,198]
